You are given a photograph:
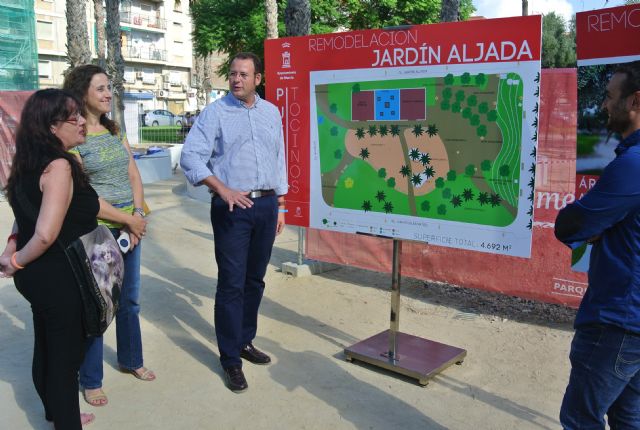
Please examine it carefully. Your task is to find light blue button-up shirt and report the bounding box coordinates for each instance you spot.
[180,93,288,196]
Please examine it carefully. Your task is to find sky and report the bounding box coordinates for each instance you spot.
[473,0,631,22]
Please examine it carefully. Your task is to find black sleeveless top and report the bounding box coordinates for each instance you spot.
[12,163,99,253]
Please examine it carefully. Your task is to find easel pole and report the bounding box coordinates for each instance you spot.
[388,239,401,361]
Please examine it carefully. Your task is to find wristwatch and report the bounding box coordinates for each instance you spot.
[133,207,146,217]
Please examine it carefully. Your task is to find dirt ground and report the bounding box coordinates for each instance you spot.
[0,174,575,429]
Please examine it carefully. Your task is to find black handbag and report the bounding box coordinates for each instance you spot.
[15,188,124,337]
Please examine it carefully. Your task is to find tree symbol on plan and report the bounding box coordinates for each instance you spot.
[368,125,377,137]
[427,124,438,137]
[478,192,489,205]
[462,189,474,201]
[412,124,423,138]
[423,165,435,179]
[411,174,423,187]
[356,128,365,139]
[399,164,411,178]
[359,147,370,160]
[409,148,421,161]
[451,195,462,207]
[375,190,386,202]
[420,152,431,165]
[379,125,388,136]
[390,125,400,137]
[383,201,394,213]
[361,200,372,212]
[490,193,502,207]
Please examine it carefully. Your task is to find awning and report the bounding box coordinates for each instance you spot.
[124,91,154,100]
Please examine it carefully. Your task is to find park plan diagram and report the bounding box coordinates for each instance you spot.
[309,65,538,257]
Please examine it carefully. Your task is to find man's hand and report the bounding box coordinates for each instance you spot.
[276,211,285,235]
[217,185,254,211]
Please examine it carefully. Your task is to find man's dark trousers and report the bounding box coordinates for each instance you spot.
[210,194,278,369]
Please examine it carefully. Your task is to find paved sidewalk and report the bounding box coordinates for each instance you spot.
[0,174,572,429]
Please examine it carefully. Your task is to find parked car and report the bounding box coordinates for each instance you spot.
[144,109,182,127]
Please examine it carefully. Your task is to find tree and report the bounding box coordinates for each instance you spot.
[334,149,342,159]
[399,164,411,177]
[464,164,475,176]
[383,201,394,213]
[447,170,457,181]
[499,164,510,177]
[420,152,431,165]
[420,200,430,212]
[478,192,489,205]
[478,102,489,114]
[375,190,386,202]
[490,193,502,207]
[387,177,396,188]
[480,160,491,171]
[444,73,455,85]
[285,0,310,36]
[378,167,387,178]
[467,95,477,107]
[462,188,474,201]
[368,125,377,136]
[460,72,471,85]
[359,147,370,160]
[330,103,338,113]
[65,0,91,69]
[435,177,445,188]
[437,204,447,215]
[451,195,462,207]
[265,0,278,39]
[424,166,435,179]
[470,114,480,126]
[412,124,423,137]
[442,188,452,199]
[477,125,487,137]
[409,148,421,161]
[330,126,338,136]
[390,125,400,137]
[379,125,388,136]
[475,73,486,86]
[442,87,452,99]
[94,0,106,69]
[541,12,576,68]
[487,110,498,121]
[105,0,126,132]
[440,0,460,22]
[411,174,423,187]
[361,200,372,212]
[356,128,365,139]
[427,124,438,137]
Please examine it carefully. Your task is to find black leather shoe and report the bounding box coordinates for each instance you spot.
[240,344,271,365]
[224,366,248,393]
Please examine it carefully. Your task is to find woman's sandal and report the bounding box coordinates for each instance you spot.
[119,366,156,381]
[82,388,108,407]
[81,412,95,426]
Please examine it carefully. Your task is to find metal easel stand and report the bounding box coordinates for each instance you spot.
[344,238,466,386]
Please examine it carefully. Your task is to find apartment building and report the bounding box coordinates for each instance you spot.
[34,0,196,117]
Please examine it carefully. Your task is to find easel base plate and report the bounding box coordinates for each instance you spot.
[344,330,466,386]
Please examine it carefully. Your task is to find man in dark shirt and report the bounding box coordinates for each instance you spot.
[555,61,640,429]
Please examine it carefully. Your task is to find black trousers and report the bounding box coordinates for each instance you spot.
[16,253,85,430]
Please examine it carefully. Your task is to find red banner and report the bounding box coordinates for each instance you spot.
[576,4,640,63]
[0,91,32,188]
[307,69,587,307]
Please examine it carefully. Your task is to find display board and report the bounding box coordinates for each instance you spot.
[573,3,640,270]
[266,16,542,257]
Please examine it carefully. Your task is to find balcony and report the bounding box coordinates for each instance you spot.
[121,12,166,31]
[123,44,167,63]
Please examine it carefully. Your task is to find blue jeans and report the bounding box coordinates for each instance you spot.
[210,195,277,369]
[79,238,144,389]
[560,324,640,429]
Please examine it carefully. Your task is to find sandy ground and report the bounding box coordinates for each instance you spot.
[0,173,575,430]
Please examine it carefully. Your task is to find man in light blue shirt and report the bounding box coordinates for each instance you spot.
[180,52,287,393]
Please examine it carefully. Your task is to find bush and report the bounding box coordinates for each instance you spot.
[140,126,182,143]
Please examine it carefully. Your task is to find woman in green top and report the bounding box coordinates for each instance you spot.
[64,65,156,408]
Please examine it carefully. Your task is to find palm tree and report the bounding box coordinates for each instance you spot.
[383,201,394,213]
[399,165,411,177]
[379,125,388,136]
[427,124,438,137]
[478,192,489,205]
[361,200,372,212]
[451,195,462,207]
[412,124,424,137]
[375,191,386,202]
[440,0,460,22]
[390,125,400,137]
[94,0,106,68]
[359,148,370,160]
[265,0,278,38]
[368,125,377,137]
[490,193,502,207]
[462,189,474,201]
[411,174,423,187]
[285,0,310,36]
[424,166,435,179]
[409,148,421,161]
[65,0,91,69]
[420,152,431,165]
[355,128,365,139]
[106,0,126,132]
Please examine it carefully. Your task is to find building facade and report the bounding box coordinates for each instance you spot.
[34,0,196,115]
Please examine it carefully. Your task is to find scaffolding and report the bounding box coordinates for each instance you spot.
[0,0,38,90]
